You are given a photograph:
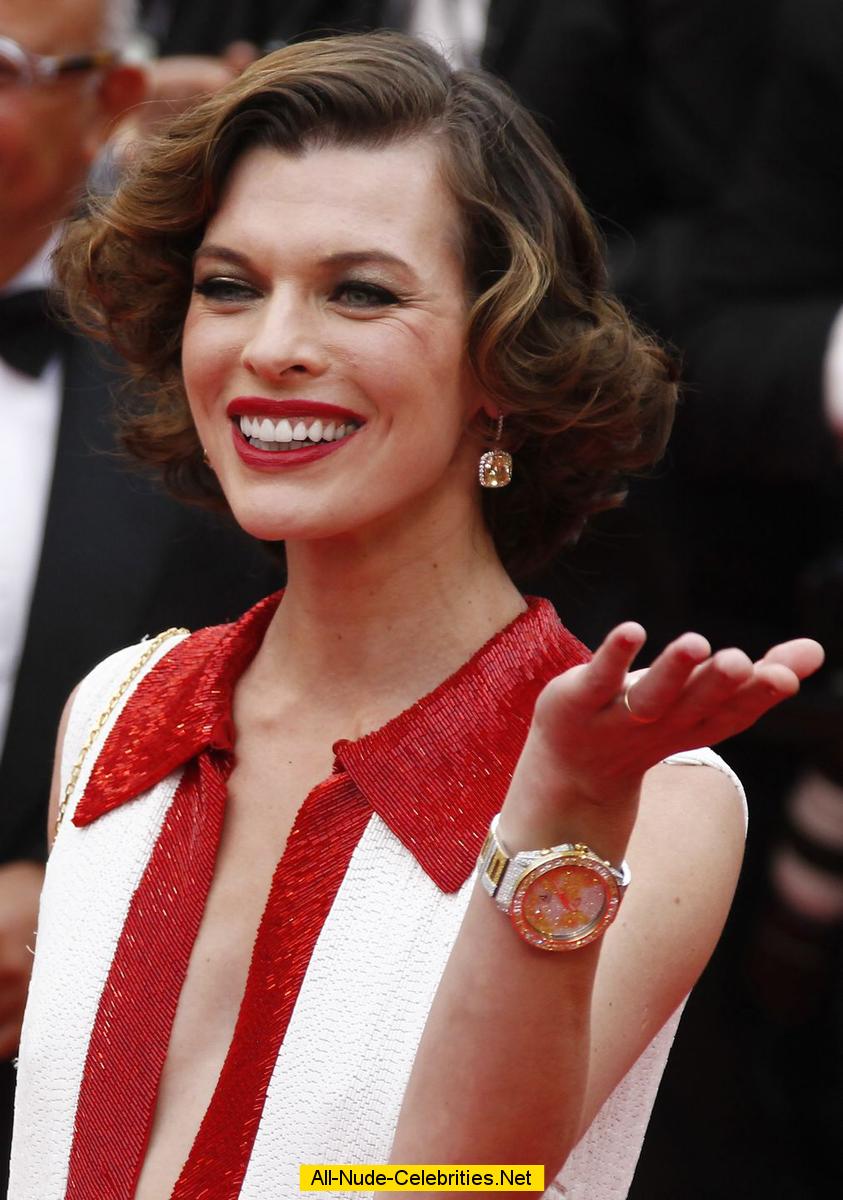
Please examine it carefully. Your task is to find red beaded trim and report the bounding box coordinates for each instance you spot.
[66,761,369,1198]
[66,754,229,1198]
[171,774,369,1197]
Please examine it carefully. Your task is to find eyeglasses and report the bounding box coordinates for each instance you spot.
[0,35,117,88]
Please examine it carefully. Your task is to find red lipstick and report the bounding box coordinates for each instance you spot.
[226,397,365,422]
[227,400,363,472]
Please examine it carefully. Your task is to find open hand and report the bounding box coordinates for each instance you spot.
[531,624,825,796]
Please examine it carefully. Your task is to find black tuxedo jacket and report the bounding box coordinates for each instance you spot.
[0,330,280,865]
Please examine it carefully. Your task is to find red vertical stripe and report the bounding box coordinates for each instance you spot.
[66,753,230,1199]
[171,774,369,1198]
[66,763,369,1199]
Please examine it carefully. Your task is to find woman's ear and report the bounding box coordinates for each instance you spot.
[466,379,501,424]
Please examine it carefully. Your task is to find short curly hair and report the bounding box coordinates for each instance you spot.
[55,30,677,577]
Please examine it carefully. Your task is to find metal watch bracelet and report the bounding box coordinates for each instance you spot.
[477,813,631,912]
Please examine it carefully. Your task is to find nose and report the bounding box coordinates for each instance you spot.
[240,291,329,381]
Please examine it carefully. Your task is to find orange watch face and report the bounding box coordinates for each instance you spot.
[511,859,619,951]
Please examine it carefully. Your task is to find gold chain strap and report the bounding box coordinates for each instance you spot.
[55,627,188,837]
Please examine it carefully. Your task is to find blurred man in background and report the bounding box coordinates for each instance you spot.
[0,1,277,1184]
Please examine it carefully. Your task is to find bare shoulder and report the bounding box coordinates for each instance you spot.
[580,760,745,1133]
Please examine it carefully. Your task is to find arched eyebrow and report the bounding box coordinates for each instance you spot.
[193,244,421,284]
[193,245,251,268]
[319,250,414,274]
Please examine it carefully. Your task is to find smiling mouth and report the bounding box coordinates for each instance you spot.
[235,414,362,452]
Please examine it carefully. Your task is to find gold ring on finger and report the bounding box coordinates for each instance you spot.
[622,682,659,724]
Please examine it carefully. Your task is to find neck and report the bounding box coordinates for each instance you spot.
[256,506,525,731]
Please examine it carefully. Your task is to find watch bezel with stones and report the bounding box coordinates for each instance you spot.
[478,814,631,951]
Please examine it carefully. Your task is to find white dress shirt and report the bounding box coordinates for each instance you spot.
[0,240,62,750]
[407,0,491,67]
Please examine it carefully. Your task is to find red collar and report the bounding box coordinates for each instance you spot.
[74,593,589,891]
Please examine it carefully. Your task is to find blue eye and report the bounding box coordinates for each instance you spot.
[334,280,399,307]
[192,277,258,302]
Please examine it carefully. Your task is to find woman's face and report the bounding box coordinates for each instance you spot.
[183,139,490,549]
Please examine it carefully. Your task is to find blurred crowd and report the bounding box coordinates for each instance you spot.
[1,2,841,1197]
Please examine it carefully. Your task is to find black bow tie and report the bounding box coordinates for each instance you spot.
[0,288,61,377]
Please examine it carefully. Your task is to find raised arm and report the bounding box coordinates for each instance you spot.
[389,626,824,1192]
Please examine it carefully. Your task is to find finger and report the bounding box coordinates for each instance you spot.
[691,661,801,745]
[671,647,756,722]
[571,623,647,710]
[759,638,825,679]
[622,632,711,722]
[746,661,802,704]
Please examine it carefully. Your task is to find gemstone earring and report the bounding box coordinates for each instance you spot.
[478,415,513,488]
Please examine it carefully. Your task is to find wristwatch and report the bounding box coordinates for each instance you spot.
[477,814,631,951]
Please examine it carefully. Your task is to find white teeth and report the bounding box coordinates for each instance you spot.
[238,412,360,448]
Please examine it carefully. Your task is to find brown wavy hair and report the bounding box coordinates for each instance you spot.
[55,30,677,577]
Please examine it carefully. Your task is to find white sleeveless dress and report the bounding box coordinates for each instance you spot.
[9,596,745,1200]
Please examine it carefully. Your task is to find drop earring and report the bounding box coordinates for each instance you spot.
[478,415,513,488]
